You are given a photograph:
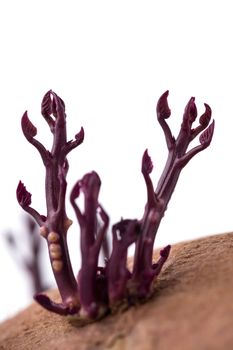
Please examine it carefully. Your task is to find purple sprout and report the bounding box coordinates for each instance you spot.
[16,90,214,320]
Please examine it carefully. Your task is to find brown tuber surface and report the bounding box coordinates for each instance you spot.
[1,232,233,350]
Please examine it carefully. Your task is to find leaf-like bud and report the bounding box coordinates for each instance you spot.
[50,91,65,117]
[160,244,171,259]
[41,90,56,132]
[141,149,153,175]
[16,181,32,207]
[62,127,85,158]
[183,97,197,124]
[75,127,85,145]
[199,120,215,146]
[156,90,171,120]
[199,103,211,128]
[21,111,37,139]
[189,99,197,123]
[41,90,66,127]
[41,90,53,117]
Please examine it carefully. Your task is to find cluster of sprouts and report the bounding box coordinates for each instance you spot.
[17,90,214,320]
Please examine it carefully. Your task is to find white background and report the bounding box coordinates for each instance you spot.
[0,0,232,322]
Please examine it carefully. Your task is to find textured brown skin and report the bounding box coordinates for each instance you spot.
[1,232,233,350]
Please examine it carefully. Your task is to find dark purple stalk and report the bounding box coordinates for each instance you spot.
[131,91,214,297]
[70,172,109,318]
[107,219,139,305]
[17,91,84,315]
